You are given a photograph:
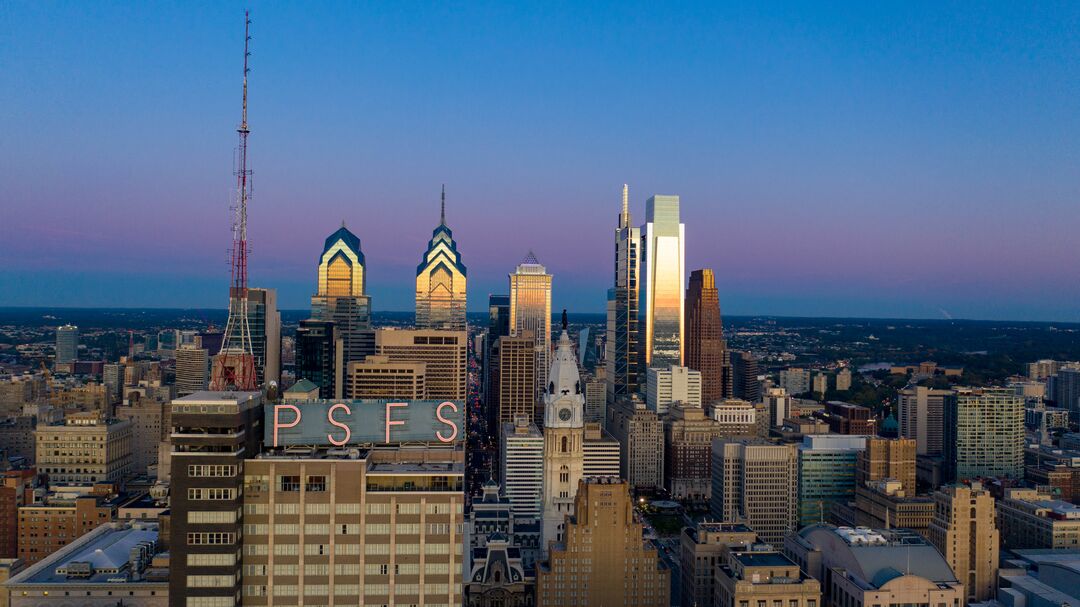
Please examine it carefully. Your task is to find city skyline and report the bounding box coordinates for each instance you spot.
[3,3,1080,321]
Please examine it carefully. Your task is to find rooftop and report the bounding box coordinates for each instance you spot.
[7,521,165,586]
[733,551,796,568]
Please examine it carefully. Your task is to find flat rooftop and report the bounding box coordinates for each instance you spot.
[733,551,796,568]
[8,522,164,586]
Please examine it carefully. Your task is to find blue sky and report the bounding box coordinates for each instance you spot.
[1,2,1078,320]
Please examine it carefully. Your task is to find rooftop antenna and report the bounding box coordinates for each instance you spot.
[440,184,446,225]
[210,10,257,392]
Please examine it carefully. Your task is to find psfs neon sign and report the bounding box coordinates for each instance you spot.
[266,399,464,447]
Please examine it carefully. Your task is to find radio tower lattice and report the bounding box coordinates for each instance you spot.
[210,10,257,392]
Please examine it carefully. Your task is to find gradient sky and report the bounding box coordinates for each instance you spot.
[2,2,1079,321]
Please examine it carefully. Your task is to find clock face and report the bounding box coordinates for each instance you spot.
[558,407,572,422]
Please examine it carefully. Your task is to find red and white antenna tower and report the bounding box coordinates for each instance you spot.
[210,10,257,392]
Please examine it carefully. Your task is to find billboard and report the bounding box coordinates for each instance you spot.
[266,399,464,447]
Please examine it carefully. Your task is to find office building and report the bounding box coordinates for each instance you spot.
[0,467,36,558]
[115,400,169,477]
[710,440,798,545]
[714,548,822,607]
[646,365,702,416]
[639,194,685,370]
[607,395,664,491]
[856,437,916,494]
[581,422,621,479]
[797,435,866,528]
[686,268,731,404]
[536,478,669,607]
[501,418,544,520]
[997,488,1080,549]
[18,487,123,565]
[5,521,168,607]
[483,294,511,410]
[0,416,37,463]
[415,187,468,331]
[927,482,998,602]
[239,447,465,607]
[310,224,374,384]
[680,522,758,607]
[835,368,852,391]
[821,401,875,435]
[247,287,281,386]
[509,252,552,401]
[779,368,811,396]
[35,412,132,483]
[944,387,1024,481]
[103,362,125,404]
[1028,359,1063,380]
[707,399,760,436]
[175,344,209,397]
[376,329,468,401]
[496,334,537,427]
[55,325,79,366]
[785,525,964,607]
[1051,366,1080,418]
[897,386,955,457]
[763,386,793,427]
[345,355,426,399]
[606,184,642,406]
[839,479,935,534]
[295,319,336,399]
[168,391,263,607]
[583,376,605,424]
[731,351,761,402]
[665,402,724,501]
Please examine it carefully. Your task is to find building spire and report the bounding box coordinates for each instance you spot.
[620,183,630,228]
[440,184,446,225]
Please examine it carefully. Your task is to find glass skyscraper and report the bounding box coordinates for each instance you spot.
[606,184,641,405]
[640,195,685,370]
[415,187,468,331]
[509,252,552,401]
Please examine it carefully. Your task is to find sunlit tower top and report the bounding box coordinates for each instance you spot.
[210,11,257,392]
[415,185,468,331]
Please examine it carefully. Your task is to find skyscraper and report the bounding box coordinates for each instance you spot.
[731,350,761,402]
[897,386,955,456]
[606,184,641,405]
[797,434,866,527]
[541,316,587,549]
[639,194,685,370]
[944,387,1024,481]
[247,286,281,386]
[295,319,336,399]
[710,439,798,545]
[483,293,511,410]
[55,324,79,365]
[309,223,374,378]
[509,252,552,400]
[646,364,702,416]
[928,482,999,602]
[856,437,917,494]
[375,328,468,401]
[497,333,538,427]
[174,344,209,396]
[607,395,665,491]
[686,268,732,402]
[415,185,468,331]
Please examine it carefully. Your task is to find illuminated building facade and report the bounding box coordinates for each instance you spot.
[415,187,468,331]
[639,195,685,370]
[606,184,641,405]
[509,253,552,399]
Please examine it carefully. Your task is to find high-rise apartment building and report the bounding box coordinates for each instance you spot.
[710,439,798,545]
[295,319,336,399]
[779,368,811,396]
[247,287,281,386]
[731,350,761,402]
[797,434,866,527]
[55,325,79,366]
[240,448,465,607]
[35,412,132,483]
[835,368,852,391]
[375,329,468,401]
[509,253,552,400]
[309,224,374,380]
[536,478,669,607]
[686,268,732,404]
[415,187,468,331]
[927,482,999,602]
[639,195,685,370]
[646,365,702,416]
[897,386,955,456]
[496,333,537,427]
[607,395,665,491]
[175,344,210,397]
[665,402,724,501]
[606,184,641,406]
[856,437,917,494]
[168,391,263,607]
[344,355,426,399]
[945,387,1024,481]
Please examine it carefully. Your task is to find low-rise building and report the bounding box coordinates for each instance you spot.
[715,548,821,607]
[997,488,1080,549]
[17,487,124,565]
[680,522,757,607]
[35,412,132,484]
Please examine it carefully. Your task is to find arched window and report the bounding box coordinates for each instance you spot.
[560,465,569,483]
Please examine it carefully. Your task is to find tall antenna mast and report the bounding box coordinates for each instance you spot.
[210,10,258,392]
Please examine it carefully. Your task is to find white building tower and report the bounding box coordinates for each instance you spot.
[541,311,587,552]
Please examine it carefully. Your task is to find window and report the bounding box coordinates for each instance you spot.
[366,564,390,576]
[242,564,266,576]
[334,564,359,575]
[189,511,237,524]
[244,475,268,492]
[187,575,235,587]
[364,543,390,555]
[188,554,236,567]
[366,523,391,535]
[396,503,420,515]
[273,544,299,556]
[188,488,236,500]
[366,503,390,515]
[188,598,237,607]
[278,475,301,492]
[395,523,420,535]
[306,475,327,492]
[306,564,330,576]
[274,503,299,515]
[335,543,360,555]
[244,544,268,556]
[305,524,330,535]
[304,544,329,556]
[189,465,236,477]
[305,503,329,515]
[338,524,360,535]
[243,503,267,515]
[273,564,298,576]
[187,532,235,545]
[337,503,361,514]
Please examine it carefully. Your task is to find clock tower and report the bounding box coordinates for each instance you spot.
[541,310,586,551]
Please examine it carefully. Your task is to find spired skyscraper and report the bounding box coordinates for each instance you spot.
[415,185,468,331]
[605,184,641,405]
[509,251,552,404]
[640,194,685,370]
